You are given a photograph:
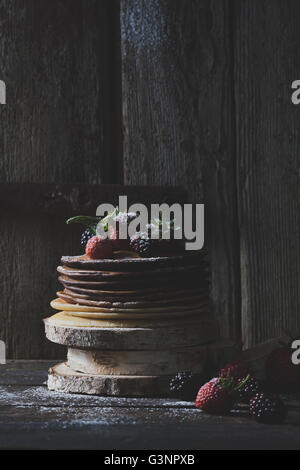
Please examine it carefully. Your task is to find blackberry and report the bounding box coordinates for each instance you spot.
[130,235,159,257]
[169,371,201,401]
[237,376,264,403]
[130,232,183,257]
[250,392,286,424]
[81,228,95,248]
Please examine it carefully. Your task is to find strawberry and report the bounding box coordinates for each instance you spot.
[265,346,300,392]
[195,375,249,415]
[86,236,113,260]
[219,360,250,381]
[195,378,233,414]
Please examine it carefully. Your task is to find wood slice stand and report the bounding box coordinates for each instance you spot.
[44,312,238,397]
[48,362,175,397]
[44,314,216,350]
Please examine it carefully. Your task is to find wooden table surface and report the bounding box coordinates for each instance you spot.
[0,361,299,450]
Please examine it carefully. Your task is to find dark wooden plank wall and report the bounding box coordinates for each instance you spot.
[0,0,122,358]
[121,0,300,348]
[234,0,300,348]
[121,0,241,341]
[0,0,299,357]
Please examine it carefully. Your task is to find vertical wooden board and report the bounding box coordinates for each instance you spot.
[0,213,75,359]
[0,0,121,184]
[234,1,300,347]
[0,0,122,358]
[121,0,241,340]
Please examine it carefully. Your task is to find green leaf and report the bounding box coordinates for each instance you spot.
[66,216,101,226]
[235,374,250,392]
[66,216,102,235]
[96,207,118,235]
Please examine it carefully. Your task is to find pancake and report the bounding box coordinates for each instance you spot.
[58,280,208,297]
[45,311,210,329]
[58,275,157,290]
[58,272,208,290]
[51,296,207,313]
[57,289,209,309]
[60,283,209,303]
[56,308,203,320]
[51,297,206,314]
[53,249,210,320]
[57,262,208,281]
[61,251,207,272]
[63,285,166,297]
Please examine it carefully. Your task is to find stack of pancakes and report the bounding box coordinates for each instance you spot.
[44,250,219,397]
[50,250,210,322]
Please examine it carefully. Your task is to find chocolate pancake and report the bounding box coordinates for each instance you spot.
[56,298,207,316]
[55,249,210,317]
[59,284,209,303]
[61,251,207,272]
[61,279,208,299]
[57,289,209,309]
[57,263,208,282]
[61,308,203,320]
[58,272,209,291]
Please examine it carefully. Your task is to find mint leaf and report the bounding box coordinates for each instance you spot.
[66,216,101,236]
[96,207,118,235]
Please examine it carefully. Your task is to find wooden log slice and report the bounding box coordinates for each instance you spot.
[48,340,236,397]
[67,344,208,375]
[48,362,177,397]
[44,314,217,350]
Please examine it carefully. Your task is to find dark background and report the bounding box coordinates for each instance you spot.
[0,0,299,359]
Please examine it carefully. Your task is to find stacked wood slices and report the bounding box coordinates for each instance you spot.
[45,250,218,397]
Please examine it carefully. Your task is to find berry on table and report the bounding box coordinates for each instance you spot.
[250,392,286,424]
[85,236,113,260]
[169,371,202,401]
[195,374,250,415]
[219,360,250,381]
[195,377,235,415]
[237,376,264,402]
